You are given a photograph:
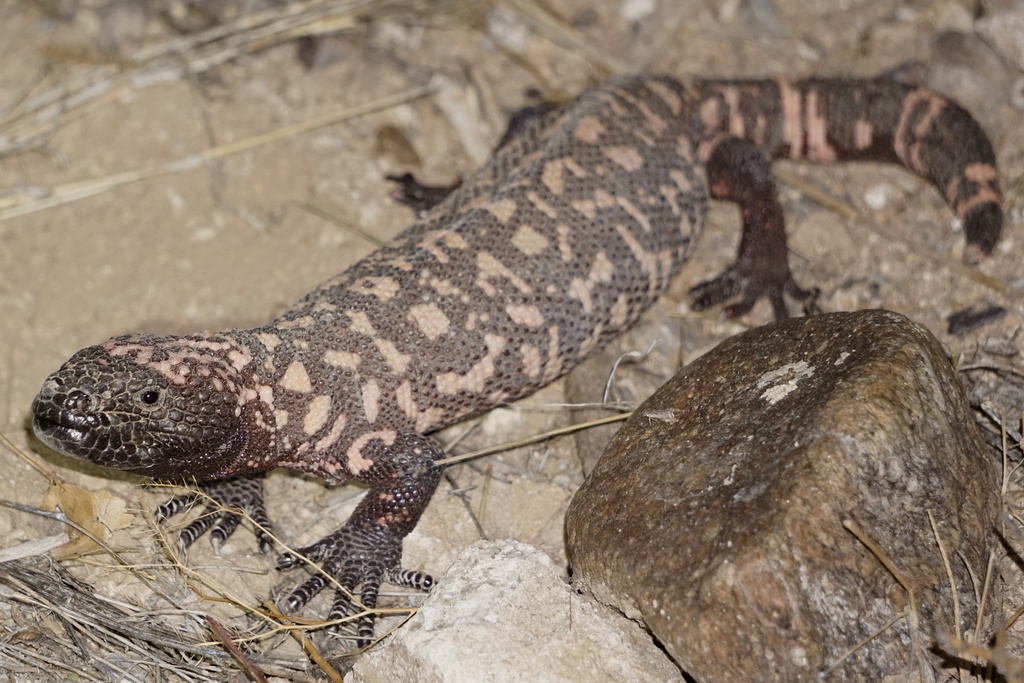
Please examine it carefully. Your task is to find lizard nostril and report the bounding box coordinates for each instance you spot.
[66,390,92,411]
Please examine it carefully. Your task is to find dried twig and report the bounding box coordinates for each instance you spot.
[0,84,434,221]
[435,412,631,466]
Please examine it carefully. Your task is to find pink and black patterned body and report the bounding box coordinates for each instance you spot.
[31,74,1002,643]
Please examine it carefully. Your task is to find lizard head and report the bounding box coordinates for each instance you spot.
[32,332,273,481]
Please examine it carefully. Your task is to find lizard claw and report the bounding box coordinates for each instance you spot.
[277,524,433,647]
[155,474,275,554]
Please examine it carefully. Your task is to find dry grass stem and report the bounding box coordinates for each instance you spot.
[0,84,434,221]
[261,601,344,682]
[938,636,1024,683]
[823,611,905,676]
[435,412,631,466]
[928,510,965,681]
[499,0,627,75]
[0,0,398,159]
[843,519,927,677]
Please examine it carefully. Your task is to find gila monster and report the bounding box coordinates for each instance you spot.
[31,74,1002,644]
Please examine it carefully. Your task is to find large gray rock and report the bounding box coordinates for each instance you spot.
[346,539,683,683]
[566,310,999,682]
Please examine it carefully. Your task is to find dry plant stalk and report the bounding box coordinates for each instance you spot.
[0,84,435,221]
[841,519,927,677]
[436,411,631,466]
[0,0,399,159]
[0,0,437,222]
[0,431,317,680]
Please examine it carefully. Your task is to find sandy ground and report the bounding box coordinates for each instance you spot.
[1,0,1023,679]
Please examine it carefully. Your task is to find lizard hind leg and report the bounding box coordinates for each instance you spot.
[689,135,818,320]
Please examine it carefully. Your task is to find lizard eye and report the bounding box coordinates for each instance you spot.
[137,388,162,406]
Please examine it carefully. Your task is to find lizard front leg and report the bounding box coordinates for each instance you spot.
[155,473,276,554]
[276,431,443,645]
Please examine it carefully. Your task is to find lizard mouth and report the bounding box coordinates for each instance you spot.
[30,392,227,478]
[30,399,100,457]
[31,400,159,474]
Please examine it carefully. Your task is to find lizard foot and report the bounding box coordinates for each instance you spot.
[155,473,275,554]
[276,524,433,646]
[689,262,819,320]
[386,173,461,216]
